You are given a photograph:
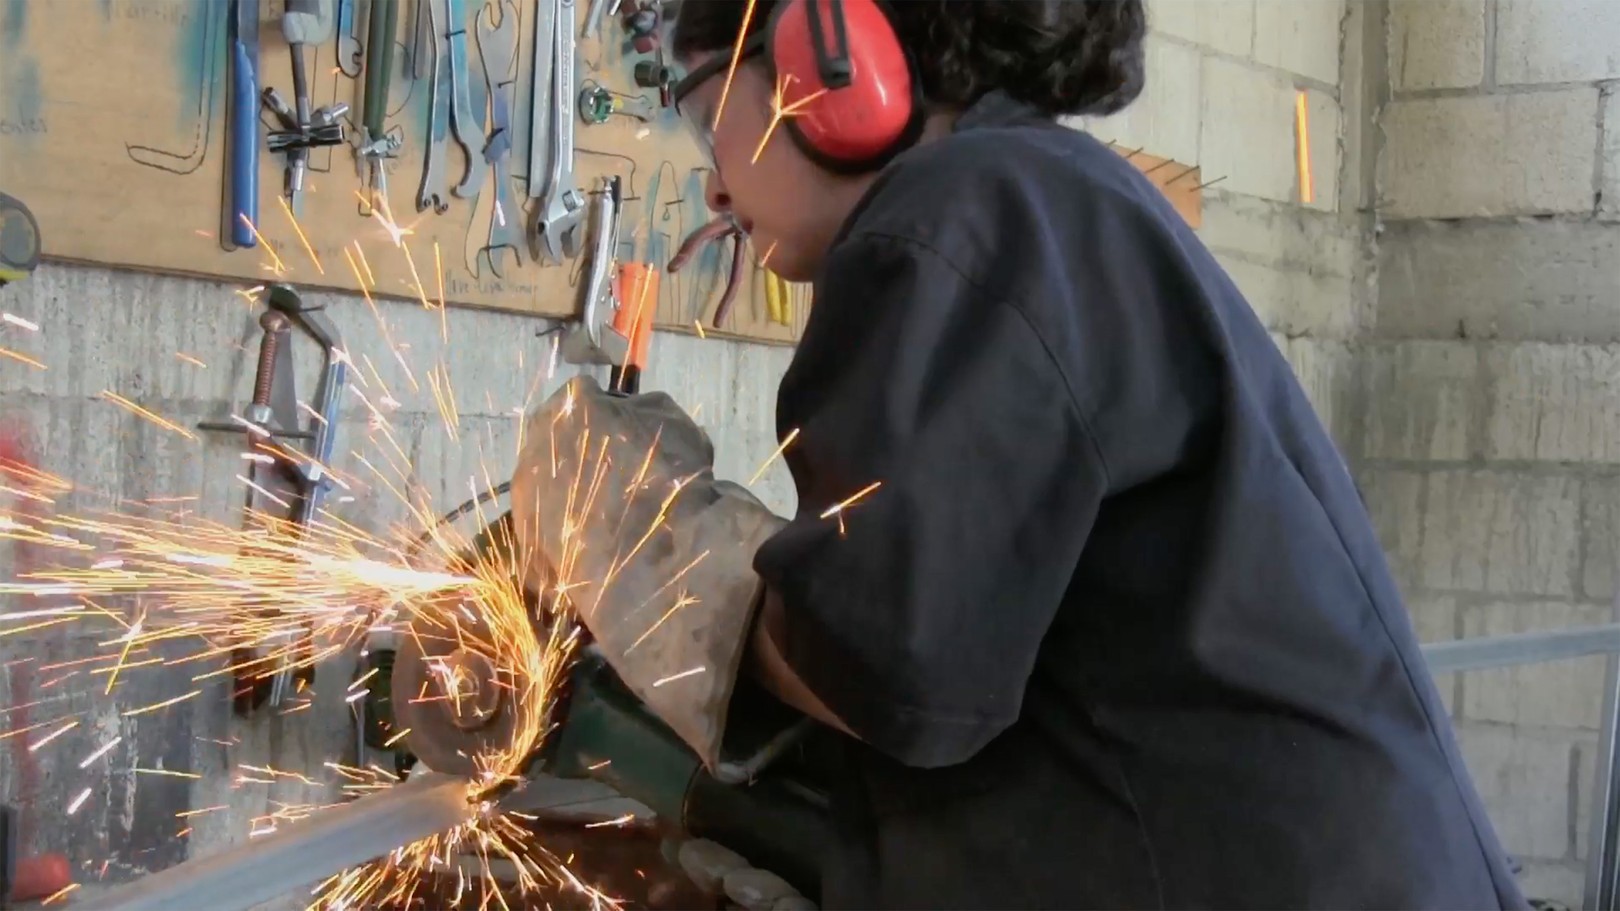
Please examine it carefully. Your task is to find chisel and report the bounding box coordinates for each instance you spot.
[228,0,261,248]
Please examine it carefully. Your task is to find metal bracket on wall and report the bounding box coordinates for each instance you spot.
[198,283,350,716]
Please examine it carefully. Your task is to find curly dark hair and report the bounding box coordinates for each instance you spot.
[669,0,1146,118]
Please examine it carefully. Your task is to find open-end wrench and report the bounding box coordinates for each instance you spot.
[417,0,450,212]
[444,0,487,198]
[475,0,523,277]
[526,0,557,203]
[336,0,361,76]
[411,0,430,79]
[535,0,586,264]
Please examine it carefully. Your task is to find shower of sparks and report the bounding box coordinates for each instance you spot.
[819,479,882,520]
[711,0,761,133]
[753,73,829,165]
[0,195,877,911]
[1295,90,1314,205]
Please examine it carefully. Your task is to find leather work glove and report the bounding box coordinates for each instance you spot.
[509,376,787,768]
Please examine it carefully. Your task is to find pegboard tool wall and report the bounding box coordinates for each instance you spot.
[0,0,809,345]
[0,1,1205,346]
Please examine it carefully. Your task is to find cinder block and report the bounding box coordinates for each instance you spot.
[1375,220,1620,343]
[1601,90,1620,221]
[1380,90,1600,219]
[1460,601,1613,730]
[1407,595,1460,714]
[1517,860,1589,907]
[1077,35,1203,167]
[1200,57,1298,202]
[1356,467,1427,592]
[1485,344,1620,463]
[1579,477,1620,603]
[1273,336,1359,449]
[1215,254,1358,338]
[1577,739,1603,862]
[1497,0,1620,86]
[1453,724,1579,861]
[1149,0,1255,58]
[1388,0,1487,91]
[1419,470,1581,598]
[1252,0,1344,85]
[1361,341,1479,461]
[1199,192,1359,271]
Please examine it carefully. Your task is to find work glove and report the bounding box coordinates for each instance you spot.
[509,376,787,768]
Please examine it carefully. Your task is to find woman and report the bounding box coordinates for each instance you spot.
[550,1,1524,907]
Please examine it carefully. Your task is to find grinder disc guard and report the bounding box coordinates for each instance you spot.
[391,599,523,777]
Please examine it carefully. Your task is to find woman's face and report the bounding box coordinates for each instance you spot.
[677,54,852,282]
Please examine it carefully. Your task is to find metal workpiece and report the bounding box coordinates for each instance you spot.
[560,178,628,366]
[77,773,477,911]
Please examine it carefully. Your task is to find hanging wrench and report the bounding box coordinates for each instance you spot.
[475,0,522,277]
[336,0,361,76]
[417,0,450,212]
[535,0,586,264]
[411,0,430,79]
[444,0,487,198]
[526,0,557,203]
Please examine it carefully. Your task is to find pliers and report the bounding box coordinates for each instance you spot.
[764,269,791,326]
[668,216,745,330]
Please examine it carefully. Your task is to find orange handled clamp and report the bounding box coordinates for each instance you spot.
[608,262,659,395]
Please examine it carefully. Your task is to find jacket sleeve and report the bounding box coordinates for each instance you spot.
[753,232,1109,769]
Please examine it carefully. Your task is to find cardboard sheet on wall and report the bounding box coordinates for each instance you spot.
[0,0,806,344]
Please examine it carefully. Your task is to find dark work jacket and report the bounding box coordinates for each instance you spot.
[751,92,1526,910]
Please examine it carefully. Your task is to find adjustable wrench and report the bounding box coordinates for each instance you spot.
[444,0,487,198]
[534,0,586,264]
[336,0,361,76]
[417,0,450,212]
[475,0,523,277]
[526,0,557,203]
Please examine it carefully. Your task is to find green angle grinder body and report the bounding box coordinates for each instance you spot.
[387,530,832,895]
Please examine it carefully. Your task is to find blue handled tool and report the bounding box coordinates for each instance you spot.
[228,0,261,248]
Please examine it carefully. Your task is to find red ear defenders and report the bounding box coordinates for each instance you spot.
[673,0,925,173]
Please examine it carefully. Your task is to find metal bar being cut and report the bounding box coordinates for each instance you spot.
[77,772,474,911]
[1419,623,1620,675]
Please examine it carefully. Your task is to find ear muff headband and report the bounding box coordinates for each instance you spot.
[765,0,924,173]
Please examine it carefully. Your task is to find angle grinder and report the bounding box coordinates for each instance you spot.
[375,511,834,896]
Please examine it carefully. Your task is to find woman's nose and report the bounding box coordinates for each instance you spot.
[704,171,731,214]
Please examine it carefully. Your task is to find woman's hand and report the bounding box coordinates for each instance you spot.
[509,375,787,767]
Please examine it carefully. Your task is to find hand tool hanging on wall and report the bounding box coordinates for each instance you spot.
[525,0,557,213]
[560,176,626,365]
[226,0,260,249]
[583,0,622,38]
[764,268,792,326]
[358,0,403,211]
[668,216,745,330]
[264,0,347,215]
[0,192,41,288]
[336,0,361,76]
[534,0,587,264]
[474,0,523,276]
[417,0,450,213]
[197,284,349,714]
[445,0,487,198]
[411,0,431,79]
[578,83,655,124]
[608,261,658,394]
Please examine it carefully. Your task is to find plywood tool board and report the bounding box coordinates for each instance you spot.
[0,0,810,345]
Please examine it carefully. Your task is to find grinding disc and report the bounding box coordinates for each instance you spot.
[392,600,521,777]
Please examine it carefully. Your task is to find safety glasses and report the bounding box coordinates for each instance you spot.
[671,34,766,163]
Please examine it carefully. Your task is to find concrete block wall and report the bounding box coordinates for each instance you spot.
[0,263,795,892]
[1370,0,1620,903]
[1079,0,1370,452]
